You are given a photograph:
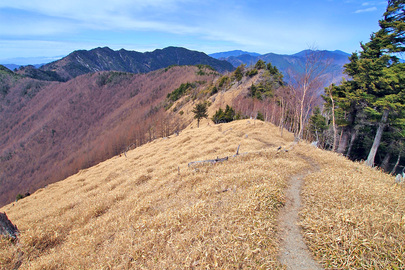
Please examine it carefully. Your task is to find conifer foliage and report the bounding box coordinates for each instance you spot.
[324,0,405,168]
[192,102,208,128]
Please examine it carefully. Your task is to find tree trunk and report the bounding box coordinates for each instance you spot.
[328,85,338,151]
[298,86,306,140]
[366,109,389,167]
[381,140,396,171]
[346,128,358,158]
[390,152,401,175]
[279,97,285,137]
[381,152,392,172]
[337,128,349,154]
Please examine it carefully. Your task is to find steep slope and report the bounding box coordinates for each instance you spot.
[29,47,234,81]
[0,65,218,206]
[1,120,403,269]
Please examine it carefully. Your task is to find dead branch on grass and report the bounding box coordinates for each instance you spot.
[188,156,229,167]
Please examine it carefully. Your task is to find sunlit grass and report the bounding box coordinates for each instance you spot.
[1,120,404,269]
[1,120,297,269]
[297,145,405,269]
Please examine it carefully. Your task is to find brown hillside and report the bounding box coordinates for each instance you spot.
[1,120,403,269]
[0,66,218,206]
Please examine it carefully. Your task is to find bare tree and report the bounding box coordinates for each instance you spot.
[287,49,330,140]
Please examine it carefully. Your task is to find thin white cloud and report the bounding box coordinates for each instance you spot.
[0,0,201,36]
[0,0,389,59]
[355,7,377,13]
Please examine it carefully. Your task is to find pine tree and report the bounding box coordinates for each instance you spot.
[192,102,208,128]
[328,0,405,167]
[233,65,244,83]
[379,0,405,54]
[254,59,266,70]
[322,1,405,168]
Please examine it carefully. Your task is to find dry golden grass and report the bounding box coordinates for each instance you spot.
[297,145,405,269]
[1,120,301,269]
[1,119,404,269]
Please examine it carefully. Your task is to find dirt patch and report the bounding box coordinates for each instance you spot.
[278,159,322,270]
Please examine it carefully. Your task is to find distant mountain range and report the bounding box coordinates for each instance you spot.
[209,50,261,59]
[0,56,64,71]
[13,47,235,81]
[209,49,350,66]
[209,49,351,83]
[3,63,43,71]
[209,49,351,85]
[2,47,352,83]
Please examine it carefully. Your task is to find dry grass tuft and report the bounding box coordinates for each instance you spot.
[297,144,405,269]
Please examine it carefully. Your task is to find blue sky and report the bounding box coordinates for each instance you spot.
[0,0,388,64]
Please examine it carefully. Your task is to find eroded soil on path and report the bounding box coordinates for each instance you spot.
[278,157,323,270]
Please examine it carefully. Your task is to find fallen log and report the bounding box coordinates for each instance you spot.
[188,156,229,167]
[0,212,19,239]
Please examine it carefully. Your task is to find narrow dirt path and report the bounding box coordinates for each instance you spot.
[278,161,323,270]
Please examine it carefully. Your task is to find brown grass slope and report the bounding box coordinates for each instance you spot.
[0,66,217,206]
[1,119,404,269]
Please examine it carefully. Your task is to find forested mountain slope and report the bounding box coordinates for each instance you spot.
[0,65,218,206]
[17,47,235,81]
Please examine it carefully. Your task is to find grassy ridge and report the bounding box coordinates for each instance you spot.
[1,120,404,269]
[1,120,298,269]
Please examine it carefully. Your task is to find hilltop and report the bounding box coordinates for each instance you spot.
[17,47,235,81]
[1,119,403,269]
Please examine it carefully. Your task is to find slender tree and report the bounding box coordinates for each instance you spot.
[192,102,208,128]
[287,49,329,140]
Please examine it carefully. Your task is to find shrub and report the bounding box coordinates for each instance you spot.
[212,105,236,124]
[256,111,265,121]
[249,82,274,100]
[210,86,218,95]
[233,66,244,82]
[218,76,230,89]
[15,194,24,201]
[15,192,30,201]
[255,60,266,70]
[246,69,258,77]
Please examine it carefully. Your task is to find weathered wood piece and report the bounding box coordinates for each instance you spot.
[0,212,19,239]
[188,156,229,167]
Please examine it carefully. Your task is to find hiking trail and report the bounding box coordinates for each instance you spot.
[278,157,323,270]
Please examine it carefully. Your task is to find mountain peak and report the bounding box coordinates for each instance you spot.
[28,47,235,81]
